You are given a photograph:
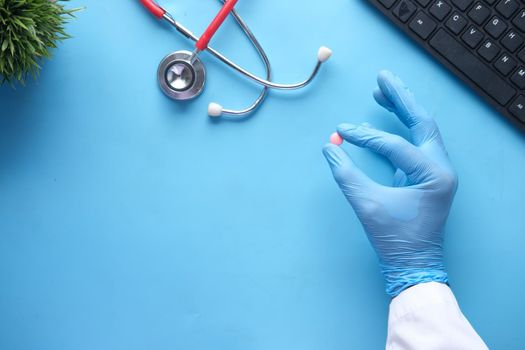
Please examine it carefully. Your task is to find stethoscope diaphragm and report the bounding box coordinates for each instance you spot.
[157,51,206,100]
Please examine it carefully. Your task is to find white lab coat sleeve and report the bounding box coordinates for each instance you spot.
[386,282,488,350]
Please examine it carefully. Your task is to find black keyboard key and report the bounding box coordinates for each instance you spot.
[495,0,519,19]
[478,40,501,61]
[484,0,496,4]
[485,16,508,38]
[509,95,525,122]
[430,0,452,20]
[468,2,491,24]
[510,67,525,88]
[379,0,398,8]
[518,47,525,62]
[429,29,516,105]
[415,0,432,5]
[409,11,438,38]
[393,0,417,22]
[501,30,524,52]
[451,0,474,10]
[495,53,517,75]
[512,10,525,32]
[446,13,468,34]
[462,26,484,47]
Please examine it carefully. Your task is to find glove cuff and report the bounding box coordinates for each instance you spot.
[383,268,448,298]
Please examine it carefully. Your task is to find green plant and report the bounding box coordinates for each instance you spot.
[0,0,79,85]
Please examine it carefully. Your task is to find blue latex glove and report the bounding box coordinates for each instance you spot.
[323,71,458,298]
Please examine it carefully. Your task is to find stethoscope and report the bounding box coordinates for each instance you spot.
[140,0,332,118]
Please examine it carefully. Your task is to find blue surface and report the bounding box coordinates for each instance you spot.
[1,0,524,349]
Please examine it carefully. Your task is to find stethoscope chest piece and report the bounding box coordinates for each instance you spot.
[157,51,206,100]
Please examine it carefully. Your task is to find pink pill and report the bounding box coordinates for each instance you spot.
[330,132,343,146]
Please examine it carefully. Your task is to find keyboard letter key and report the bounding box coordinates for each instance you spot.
[462,26,484,48]
[409,12,438,39]
[430,0,452,21]
[446,13,468,34]
[468,2,491,25]
[509,95,525,122]
[495,53,517,75]
[512,10,525,32]
[485,16,508,38]
[478,40,501,62]
[511,67,525,88]
[495,0,519,19]
[501,30,524,53]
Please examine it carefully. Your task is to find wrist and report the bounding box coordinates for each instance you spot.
[382,267,448,298]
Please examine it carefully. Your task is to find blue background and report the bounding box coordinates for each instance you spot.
[1,0,524,349]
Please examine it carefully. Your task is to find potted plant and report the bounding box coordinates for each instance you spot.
[0,0,80,85]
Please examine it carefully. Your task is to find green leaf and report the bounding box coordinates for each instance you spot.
[14,18,28,31]
[8,38,14,55]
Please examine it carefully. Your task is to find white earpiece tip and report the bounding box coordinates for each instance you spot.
[317,46,333,62]
[208,102,223,117]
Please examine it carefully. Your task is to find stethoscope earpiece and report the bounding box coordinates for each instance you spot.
[157,51,206,101]
[208,102,223,117]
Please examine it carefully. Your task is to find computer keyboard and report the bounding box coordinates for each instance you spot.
[368,0,525,132]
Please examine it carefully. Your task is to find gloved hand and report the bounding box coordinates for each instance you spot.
[323,71,458,298]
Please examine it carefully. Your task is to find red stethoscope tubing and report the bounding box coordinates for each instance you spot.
[140,0,165,19]
[196,0,238,51]
[139,0,238,51]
